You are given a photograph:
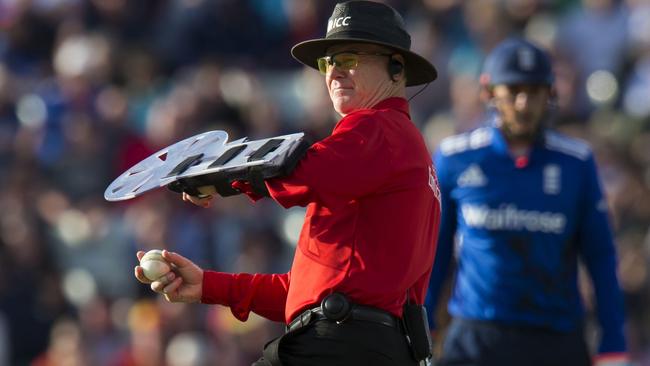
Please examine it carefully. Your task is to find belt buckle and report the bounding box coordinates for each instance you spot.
[300,309,313,327]
[286,308,314,333]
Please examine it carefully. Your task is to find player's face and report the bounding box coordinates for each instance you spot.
[492,84,551,142]
[322,43,394,116]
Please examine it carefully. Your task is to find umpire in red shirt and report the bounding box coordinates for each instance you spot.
[134,1,440,365]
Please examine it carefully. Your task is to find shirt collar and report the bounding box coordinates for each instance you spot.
[371,97,411,118]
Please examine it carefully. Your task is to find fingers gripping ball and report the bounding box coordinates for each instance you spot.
[140,250,171,281]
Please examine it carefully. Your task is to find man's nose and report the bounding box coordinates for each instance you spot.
[514,92,530,109]
[328,64,346,79]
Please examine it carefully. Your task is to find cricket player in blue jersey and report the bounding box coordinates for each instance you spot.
[425,38,630,366]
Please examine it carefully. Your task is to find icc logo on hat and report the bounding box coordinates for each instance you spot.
[327,16,351,32]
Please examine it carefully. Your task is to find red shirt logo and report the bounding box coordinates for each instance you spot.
[429,165,441,202]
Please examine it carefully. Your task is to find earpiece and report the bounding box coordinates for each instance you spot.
[388,57,403,81]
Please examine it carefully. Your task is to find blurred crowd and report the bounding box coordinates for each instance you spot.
[0,0,649,365]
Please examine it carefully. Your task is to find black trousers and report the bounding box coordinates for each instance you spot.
[440,318,591,366]
[252,319,418,366]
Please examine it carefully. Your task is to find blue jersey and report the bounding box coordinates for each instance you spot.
[426,125,626,354]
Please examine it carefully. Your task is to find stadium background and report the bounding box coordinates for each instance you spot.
[0,0,649,365]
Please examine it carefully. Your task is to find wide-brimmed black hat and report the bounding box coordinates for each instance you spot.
[291,1,437,86]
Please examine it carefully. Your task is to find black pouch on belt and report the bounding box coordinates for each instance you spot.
[402,303,433,361]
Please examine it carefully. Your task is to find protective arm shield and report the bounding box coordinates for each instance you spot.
[104,131,309,201]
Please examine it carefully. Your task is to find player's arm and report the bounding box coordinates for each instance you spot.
[185,117,389,209]
[576,154,628,363]
[425,149,458,331]
[185,116,390,209]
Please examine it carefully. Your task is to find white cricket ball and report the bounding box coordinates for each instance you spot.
[140,249,171,281]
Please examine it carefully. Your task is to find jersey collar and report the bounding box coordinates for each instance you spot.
[489,118,547,168]
[371,97,411,118]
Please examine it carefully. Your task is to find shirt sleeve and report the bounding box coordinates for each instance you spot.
[425,150,457,329]
[201,270,290,323]
[266,115,392,210]
[577,155,627,354]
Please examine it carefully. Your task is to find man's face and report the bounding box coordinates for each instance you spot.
[322,43,395,115]
[492,84,551,142]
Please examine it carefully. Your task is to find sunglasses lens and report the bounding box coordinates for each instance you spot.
[334,54,358,70]
[317,57,329,75]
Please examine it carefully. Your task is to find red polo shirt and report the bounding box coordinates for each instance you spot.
[201,97,441,324]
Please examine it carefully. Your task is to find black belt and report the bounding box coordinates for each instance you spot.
[286,293,400,333]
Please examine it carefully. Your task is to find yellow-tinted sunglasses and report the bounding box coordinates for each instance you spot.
[317,51,393,75]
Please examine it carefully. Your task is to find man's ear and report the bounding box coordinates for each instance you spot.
[479,74,494,104]
[391,54,406,82]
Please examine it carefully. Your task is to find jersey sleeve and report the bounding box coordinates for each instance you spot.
[265,115,392,210]
[201,271,290,323]
[425,149,458,329]
[577,154,627,354]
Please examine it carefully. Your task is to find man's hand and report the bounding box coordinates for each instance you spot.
[182,185,217,208]
[134,250,204,303]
